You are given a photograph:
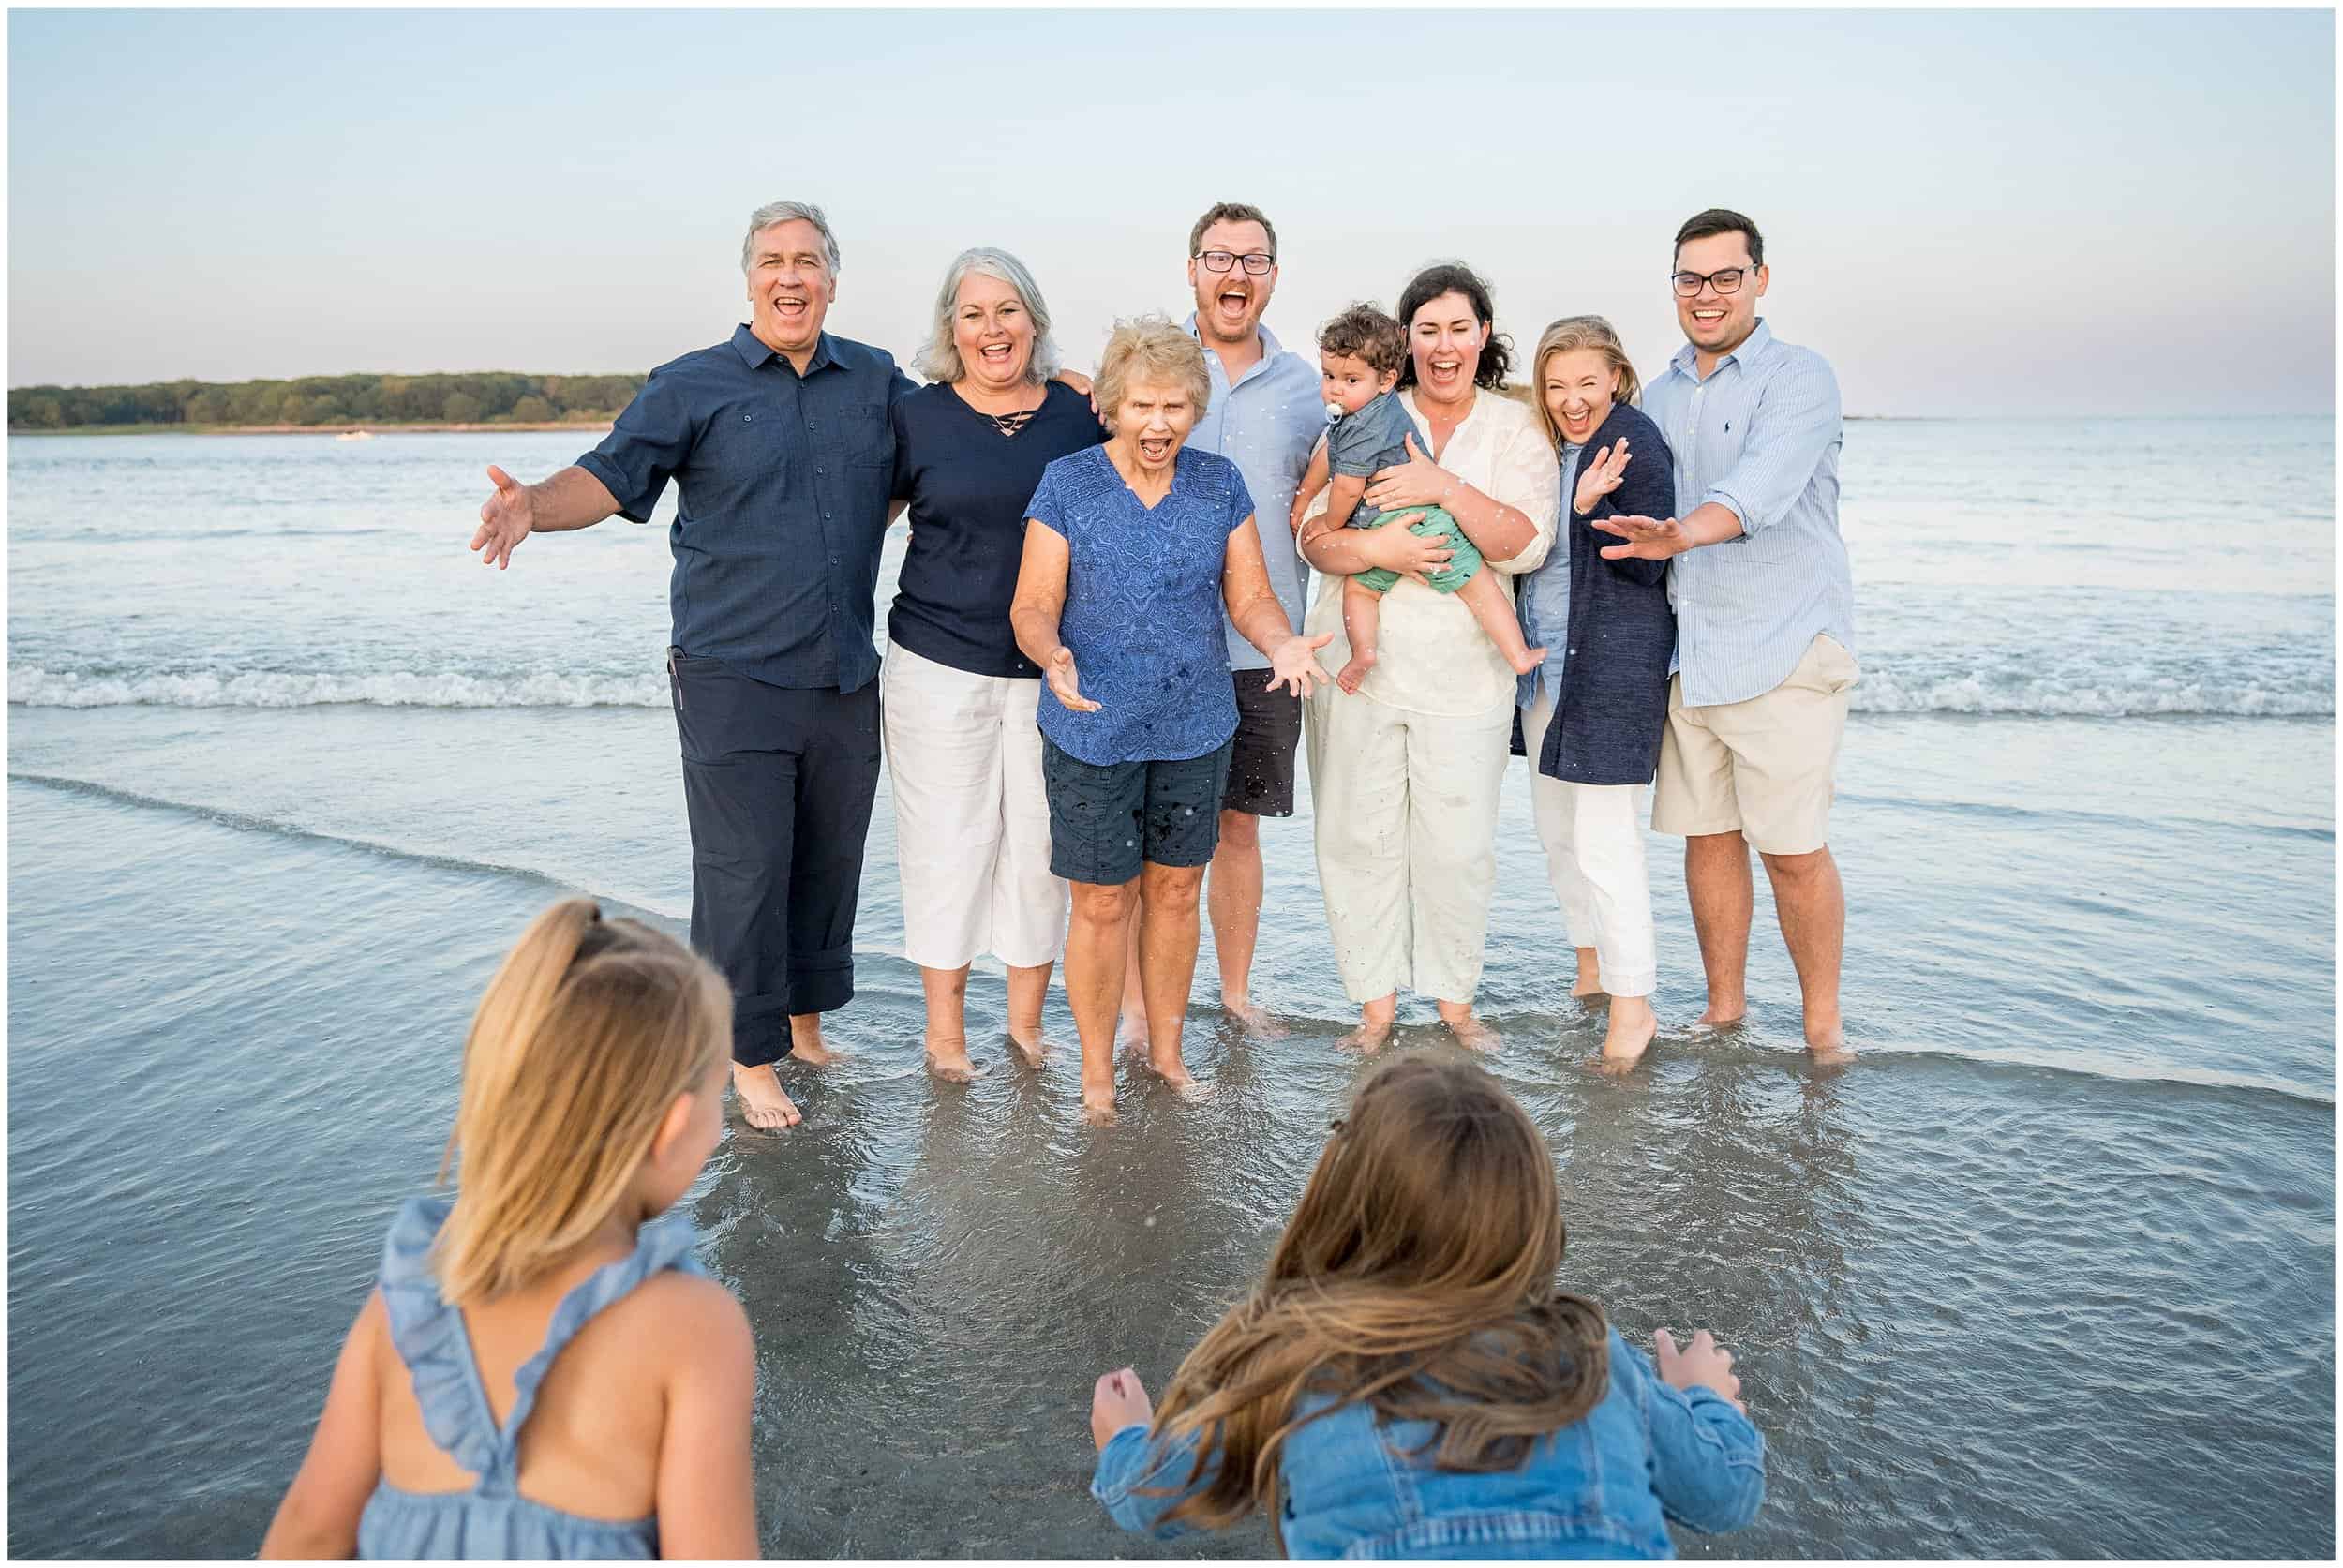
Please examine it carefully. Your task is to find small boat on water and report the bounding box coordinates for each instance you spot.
[335,429,374,441]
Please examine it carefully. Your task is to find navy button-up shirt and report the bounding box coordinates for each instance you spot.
[578,324,916,693]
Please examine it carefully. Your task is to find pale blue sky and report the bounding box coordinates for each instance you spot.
[9,7,2335,414]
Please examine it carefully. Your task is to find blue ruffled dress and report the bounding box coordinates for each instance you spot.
[355,1195,709,1560]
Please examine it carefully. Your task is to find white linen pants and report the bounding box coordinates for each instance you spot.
[880,644,1067,971]
[1305,687,1512,1006]
[1520,690,1657,997]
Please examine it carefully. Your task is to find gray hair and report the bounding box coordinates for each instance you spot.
[913,247,1062,386]
[740,201,840,275]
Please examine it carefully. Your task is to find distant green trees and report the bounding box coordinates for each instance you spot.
[7,371,647,430]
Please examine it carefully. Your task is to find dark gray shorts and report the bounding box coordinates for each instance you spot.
[1223,671,1302,817]
[1042,737,1234,886]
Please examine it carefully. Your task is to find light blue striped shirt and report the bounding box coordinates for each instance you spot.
[1516,441,1583,707]
[1184,315,1326,670]
[1641,320,1855,708]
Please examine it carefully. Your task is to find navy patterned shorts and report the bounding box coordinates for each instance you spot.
[1041,738,1235,885]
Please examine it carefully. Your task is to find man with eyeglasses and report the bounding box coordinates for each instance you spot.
[1154,202,1324,1034]
[1594,208,1858,1062]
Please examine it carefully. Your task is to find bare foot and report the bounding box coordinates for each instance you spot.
[1080,1086,1118,1126]
[1443,1013,1500,1052]
[789,1016,844,1067]
[1006,1023,1051,1068]
[924,1037,980,1083]
[1692,1004,1745,1032]
[730,1062,802,1132]
[1144,1043,1194,1087]
[1116,1008,1148,1055]
[1336,1019,1393,1054]
[1805,1024,1855,1066]
[1601,999,1659,1067]
[1507,644,1547,677]
[1335,649,1377,695]
[1571,948,1604,998]
[1220,994,1286,1038]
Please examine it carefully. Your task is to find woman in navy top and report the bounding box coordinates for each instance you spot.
[884,248,1104,1083]
[1010,317,1331,1125]
[1515,317,1679,1068]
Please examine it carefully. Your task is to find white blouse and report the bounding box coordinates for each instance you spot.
[1302,387,1561,717]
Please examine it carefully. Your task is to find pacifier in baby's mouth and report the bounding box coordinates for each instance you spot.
[1324,402,1345,423]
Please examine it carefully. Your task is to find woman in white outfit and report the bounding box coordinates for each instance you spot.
[884,248,1104,1079]
[1296,263,1560,1051]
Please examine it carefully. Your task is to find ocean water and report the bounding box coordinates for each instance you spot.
[7,418,2335,1558]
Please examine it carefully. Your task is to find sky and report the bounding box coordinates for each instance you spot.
[8,7,2336,415]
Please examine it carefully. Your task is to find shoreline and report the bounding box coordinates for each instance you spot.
[9,419,618,438]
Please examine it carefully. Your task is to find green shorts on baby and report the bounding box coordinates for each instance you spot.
[1352,506,1482,594]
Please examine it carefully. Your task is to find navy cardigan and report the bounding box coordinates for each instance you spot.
[1534,402,1678,786]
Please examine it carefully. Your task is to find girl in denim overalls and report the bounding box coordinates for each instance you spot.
[262,901,757,1559]
[1088,1053,1765,1559]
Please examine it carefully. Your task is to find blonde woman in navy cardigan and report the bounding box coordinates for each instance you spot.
[1515,319,1677,1068]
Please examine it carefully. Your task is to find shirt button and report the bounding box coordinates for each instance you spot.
[1568,648,1577,655]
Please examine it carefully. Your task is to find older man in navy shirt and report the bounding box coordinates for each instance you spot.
[470,199,913,1130]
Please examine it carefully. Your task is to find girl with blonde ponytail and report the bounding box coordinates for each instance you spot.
[1087,1053,1767,1558]
[263,899,757,1560]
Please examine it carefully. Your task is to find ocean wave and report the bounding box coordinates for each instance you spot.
[9,663,2335,718]
[8,666,669,709]
[1850,671,2333,717]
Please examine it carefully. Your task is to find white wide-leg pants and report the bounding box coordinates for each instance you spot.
[1521,690,1657,997]
[881,644,1067,971]
[1305,687,1512,1006]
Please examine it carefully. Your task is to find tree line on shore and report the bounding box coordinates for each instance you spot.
[7,371,647,430]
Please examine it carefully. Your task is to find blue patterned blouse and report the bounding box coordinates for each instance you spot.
[1024,443,1256,765]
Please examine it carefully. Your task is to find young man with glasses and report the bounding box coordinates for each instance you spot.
[1140,202,1324,1035]
[1593,208,1858,1062]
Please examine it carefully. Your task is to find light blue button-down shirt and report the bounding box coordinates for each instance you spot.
[1184,314,1326,671]
[1641,319,1855,709]
[1515,441,1584,708]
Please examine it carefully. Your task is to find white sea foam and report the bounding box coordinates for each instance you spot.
[10,661,2333,716]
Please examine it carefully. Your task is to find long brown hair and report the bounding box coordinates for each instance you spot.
[432,898,730,1305]
[1148,1053,1608,1543]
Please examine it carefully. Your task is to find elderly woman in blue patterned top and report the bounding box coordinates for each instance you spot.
[1010,317,1333,1126]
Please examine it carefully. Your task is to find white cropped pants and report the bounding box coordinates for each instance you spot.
[1521,690,1658,998]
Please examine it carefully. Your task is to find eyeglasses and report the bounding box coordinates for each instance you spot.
[1197,250,1276,276]
[1671,267,1750,298]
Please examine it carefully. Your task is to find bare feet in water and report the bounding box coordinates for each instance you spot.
[1006,1022,1051,1068]
[1336,1018,1393,1053]
[789,1014,844,1067]
[1692,1003,1745,1032]
[1571,948,1604,999]
[1805,1023,1855,1067]
[1081,1080,1117,1126]
[924,1033,979,1083]
[1220,993,1286,1038]
[1145,1048,1195,1092]
[731,1062,802,1132]
[1440,1008,1499,1053]
[1597,996,1659,1072]
[1335,647,1377,695]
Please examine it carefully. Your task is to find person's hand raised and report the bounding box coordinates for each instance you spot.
[1367,511,1454,588]
[1091,1366,1153,1451]
[1574,438,1632,515]
[1654,1328,1745,1413]
[1593,514,1691,561]
[471,465,535,570]
[1362,434,1455,514]
[1044,647,1100,712]
[1266,633,1336,699]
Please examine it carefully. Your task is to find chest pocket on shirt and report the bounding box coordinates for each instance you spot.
[840,402,890,468]
[699,406,791,481]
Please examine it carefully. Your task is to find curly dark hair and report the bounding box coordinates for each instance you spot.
[1317,303,1408,379]
[1395,262,1513,391]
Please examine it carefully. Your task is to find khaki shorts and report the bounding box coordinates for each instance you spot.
[1650,634,1858,855]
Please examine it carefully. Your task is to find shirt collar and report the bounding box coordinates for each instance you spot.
[1669,317,1773,378]
[730,322,837,374]
[1182,312,1290,388]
